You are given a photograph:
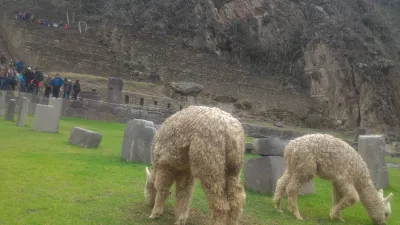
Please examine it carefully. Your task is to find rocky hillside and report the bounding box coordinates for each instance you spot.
[1,0,400,138]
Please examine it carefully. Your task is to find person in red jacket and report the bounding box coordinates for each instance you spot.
[64,23,69,31]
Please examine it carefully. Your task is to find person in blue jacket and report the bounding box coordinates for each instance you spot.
[50,74,64,98]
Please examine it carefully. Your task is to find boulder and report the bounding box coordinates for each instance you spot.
[170,81,204,95]
[4,99,16,121]
[244,156,314,195]
[252,137,286,156]
[16,97,30,127]
[121,119,156,164]
[68,127,103,148]
[0,91,5,116]
[358,135,389,189]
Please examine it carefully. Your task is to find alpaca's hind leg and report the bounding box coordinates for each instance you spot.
[331,181,344,221]
[189,139,229,225]
[273,171,290,212]
[226,175,246,225]
[329,180,359,222]
[149,167,175,219]
[286,177,303,220]
[174,172,195,225]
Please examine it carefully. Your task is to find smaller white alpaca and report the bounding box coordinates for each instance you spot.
[273,134,394,225]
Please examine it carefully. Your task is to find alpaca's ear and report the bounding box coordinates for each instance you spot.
[378,189,384,197]
[385,193,394,203]
[146,167,151,177]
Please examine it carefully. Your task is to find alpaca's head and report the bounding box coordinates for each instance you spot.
[144,167,156,206]
[371,189,394,225]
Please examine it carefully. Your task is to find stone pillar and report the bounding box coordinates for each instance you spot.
[107,77,123,104]
[0,91,5,116]
[358,135,389,189]
[121,119,156,164]
[5,99,16,121]
[32,104,58,133]
[17,97,30,127]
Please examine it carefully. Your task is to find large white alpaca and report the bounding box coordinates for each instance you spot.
[273,134,394,225]
[144,106,246,225]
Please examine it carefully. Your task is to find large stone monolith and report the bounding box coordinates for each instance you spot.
[358,135,389,189]
[107,77,123,104]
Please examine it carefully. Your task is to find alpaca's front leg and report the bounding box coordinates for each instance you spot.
[331,181,344,221]
[329,182,358,222]
[174,173,195,225]
[149,169,175,219]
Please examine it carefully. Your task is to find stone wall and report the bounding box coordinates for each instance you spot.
[2,91,176,125]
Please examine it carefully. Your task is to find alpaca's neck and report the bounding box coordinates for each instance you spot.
[357,181,383,216]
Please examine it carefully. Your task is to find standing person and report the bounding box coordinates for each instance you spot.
[43,74,53,98]
[62,77,69,98]
[32,67,44,95]
[72,80,81,100]
[50,74,64,98]
[24,67,34,93]
[18,72,25,92]
[16,60,23,73]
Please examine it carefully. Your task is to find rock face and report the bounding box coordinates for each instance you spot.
[121,119,156,164]
[244,156,314,195]
[4,99,16,121]
[32,104,59,133]
[170,82,204,95]
[68,127,103,148]
[0,91,5,116]
[107,77,123,104]
[358,135,389,189]
[252,137,286,156]
[16,97,30,127]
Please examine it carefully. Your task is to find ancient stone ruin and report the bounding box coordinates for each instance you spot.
[358,135,389,189]
[16,97,30,127]
[107,77,123,104]
[5,99,16,121]
[68,127,103,148]
[0,91,5,116]
[121,119,156,164]
[244,137,315,195]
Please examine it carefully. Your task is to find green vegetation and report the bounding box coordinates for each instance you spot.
[0,117,399,224]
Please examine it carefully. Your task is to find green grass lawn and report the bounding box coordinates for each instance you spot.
[0,117,399,225]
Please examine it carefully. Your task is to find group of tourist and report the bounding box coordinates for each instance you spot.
[0,58,81,100]
[15,10,69,30]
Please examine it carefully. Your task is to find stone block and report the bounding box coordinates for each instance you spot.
[32,104,59,133]
[68,127,103,148]
[358,135,389,189]
[252,137,286,156]
[244,156,314,195]
[49,98,63,117]
[107,77,123,104]
[0,91,5,116]
[245,142,255,153]
[5,99,16,121]
[17,97,30,127]
[121,119,156,164]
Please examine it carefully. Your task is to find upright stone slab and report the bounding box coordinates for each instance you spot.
[5,99,16,121]
[0,91,5,116]
[244,156,314,195]
[358,135,389,189]
[17,97,30,127]
[48,98,63,131]
[107,77,123,104]
[121,119,156,164]
[32,104,59,133]
[68,127,103,148]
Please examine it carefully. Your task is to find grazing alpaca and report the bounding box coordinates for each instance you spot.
[144,106,246,225]
[273,134,394,225]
